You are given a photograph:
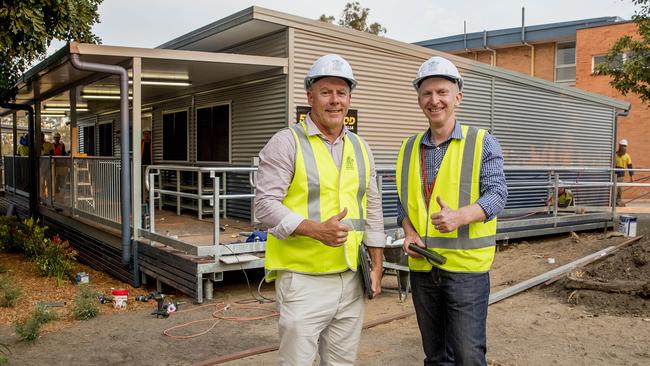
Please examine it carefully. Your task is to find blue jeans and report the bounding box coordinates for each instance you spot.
[410,269,490,366]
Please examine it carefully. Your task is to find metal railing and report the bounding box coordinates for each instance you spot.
[73,157,122,224]
[145,165,257,259]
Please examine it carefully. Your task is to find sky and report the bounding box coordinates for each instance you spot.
[85,0,637,48]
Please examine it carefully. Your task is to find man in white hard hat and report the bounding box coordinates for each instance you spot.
[395,56,508,366]
[615,138,633,206]
[255,54,385,365]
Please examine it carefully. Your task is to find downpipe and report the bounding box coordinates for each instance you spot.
[69,54,135,279]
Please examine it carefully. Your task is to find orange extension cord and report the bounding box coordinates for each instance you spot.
[162,302,279,339]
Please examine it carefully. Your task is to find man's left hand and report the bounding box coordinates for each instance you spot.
[430,196,464,233]
[370,267,382,297]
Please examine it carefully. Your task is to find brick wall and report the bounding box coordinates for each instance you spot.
[456,42,555,81]
[577,22,647,200]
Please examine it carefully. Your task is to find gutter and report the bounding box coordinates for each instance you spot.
[69,51,133,268]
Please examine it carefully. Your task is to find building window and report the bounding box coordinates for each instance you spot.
[555,42,576,84]
[162,110,188,161]
[81,125,95,155]
[196,103,230,163]
[98,123,113,156]
[592,53,625,73]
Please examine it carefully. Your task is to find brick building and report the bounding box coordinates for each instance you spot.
[417,17,646,199]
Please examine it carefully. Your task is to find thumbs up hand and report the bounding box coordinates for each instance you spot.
[430,196,464,233]
[317,208,350,247]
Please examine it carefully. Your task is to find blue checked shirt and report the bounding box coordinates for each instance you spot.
[397,122,508,226]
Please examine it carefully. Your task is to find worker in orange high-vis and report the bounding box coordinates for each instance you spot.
[52,133,66,156]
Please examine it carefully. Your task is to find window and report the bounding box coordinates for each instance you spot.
[196,103,230,162]
[162,110,188,161]
[98,123,113,156]
[592,53,627,73]
[82,125,95,155]
[555,42,576,84]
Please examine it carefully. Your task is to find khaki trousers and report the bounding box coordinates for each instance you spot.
[617,175,625,205]
[275,270,364,366]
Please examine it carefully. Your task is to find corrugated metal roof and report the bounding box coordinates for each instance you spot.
[415,16,623,51]
[160,7,629,111]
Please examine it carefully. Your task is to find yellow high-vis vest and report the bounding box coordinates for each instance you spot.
[396,125,497,273]
[265,121,370,281]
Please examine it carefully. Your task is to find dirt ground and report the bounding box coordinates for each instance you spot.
[1,219,649,365]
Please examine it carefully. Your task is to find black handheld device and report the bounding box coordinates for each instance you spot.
[408,243,447,265]
[358,244,375,299]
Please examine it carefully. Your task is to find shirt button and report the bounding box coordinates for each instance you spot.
[435,147,440,150]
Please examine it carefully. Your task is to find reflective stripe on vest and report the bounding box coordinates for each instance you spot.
[396,125,497,273]
[265,122,370,280]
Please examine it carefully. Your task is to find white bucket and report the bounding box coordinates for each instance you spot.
[112,289,128,309]
[619,215,637,237]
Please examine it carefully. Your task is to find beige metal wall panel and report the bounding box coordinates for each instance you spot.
[493,79,614,167]
[455,71,494,132]
[291,28,616,208]
[292,29,425,166]
[222,30,287,57]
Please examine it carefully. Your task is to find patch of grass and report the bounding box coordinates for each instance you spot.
[0,343,10,364]
[15,317,41,342]
[72,285,99,320]
[15,303,57,342]
[31,303,57,325]
[0,274,21,308]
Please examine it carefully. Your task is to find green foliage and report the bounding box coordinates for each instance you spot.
[21,218,48,260]
[594,0,650,103]
[15,316,41,342]
[4,219,76,284]
[318,1,387,36]
[72,285,99,320]
[0,274,21,308]
[34,235,76,285]
[0,0,103,103]
[15,303,57,342]
[0,343,9,364]
[31,302,57,324]
[0,216,21,253]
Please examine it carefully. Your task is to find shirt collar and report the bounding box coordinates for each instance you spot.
[421,121,463,147]
[305,113,347,142]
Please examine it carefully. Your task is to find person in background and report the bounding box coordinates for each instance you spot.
[52,132,66,156]
[141,128,152,165]
[17,134,29,156]
[546,184,574,209]
[41,132,53,155]
[615,138,633,206]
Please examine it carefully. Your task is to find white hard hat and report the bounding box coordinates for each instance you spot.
[304,54,357,91]
[619,139,628,146]
[142,127,151,133]
[413,56,464,91]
